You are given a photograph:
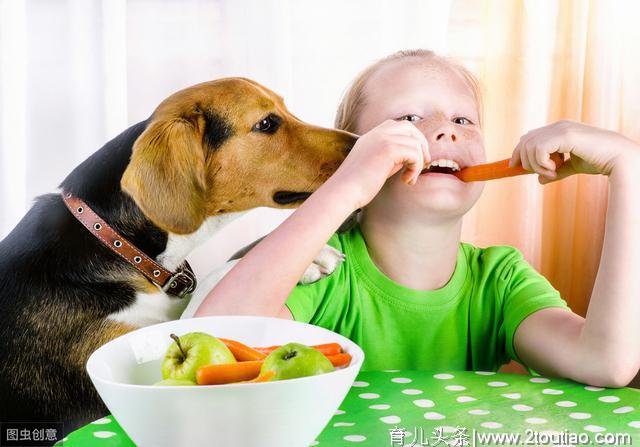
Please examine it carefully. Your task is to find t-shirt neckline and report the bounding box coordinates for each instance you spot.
[346,224,469,307]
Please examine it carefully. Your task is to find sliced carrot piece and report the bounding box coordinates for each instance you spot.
[325,352,352,368]
[219,338,267,361]
[453,152,564,182]
[196,360,262,385]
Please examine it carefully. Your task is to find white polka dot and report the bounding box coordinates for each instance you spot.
[434,373,454,380]
[457,396,477,403]
[569,412,591,420]
[424,412,446,420]
[628,421,640,428]
[334,422,355,427]
[487,381,509,387]
[613,406,634,414]
[391,377,412,384]
[445,385,466,391]
[584,425,606,433]
[585,386,604,391]
[91,418,111,425]
[475,371,496,375]
[468,409,490,415]
[501,393,521,400]
[380,415,401,424]
[344,434,367,442]
[383,369,400,373]
[480,422,503,429]
[358,393,379,399]
[542,388,563,395]
[556,401,577,407]
[525,417,547,424]
[512,404,533,412]
[402,389,423,395]
[93,431,116,439]
[352,381,369,387]
[529,377,550,383]
[334,409,346,415]
[413,399,435,408]
[369,404,390,410]
[598,396,620,403]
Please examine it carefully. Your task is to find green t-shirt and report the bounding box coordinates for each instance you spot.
[284,224,571,373]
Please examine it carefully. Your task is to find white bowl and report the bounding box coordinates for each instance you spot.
[86,316,364,447]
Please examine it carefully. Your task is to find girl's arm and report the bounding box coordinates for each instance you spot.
[194,120,430,318]
[509,120,640,387]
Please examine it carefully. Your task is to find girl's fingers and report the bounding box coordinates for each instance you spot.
[509,147,522,168]
[385,120,430,167]
[385,141,424,185]
[519,142,532,172]
[530,143,558,179]
[539,157,577,184]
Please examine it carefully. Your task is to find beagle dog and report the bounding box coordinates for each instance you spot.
[0,78,356,436]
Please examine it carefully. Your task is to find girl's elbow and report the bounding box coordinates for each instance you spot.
[579,360,639,388]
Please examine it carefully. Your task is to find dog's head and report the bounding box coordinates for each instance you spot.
[121,78,356,234]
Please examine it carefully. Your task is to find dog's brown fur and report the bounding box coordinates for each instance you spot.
[0,77,356,436]
[122,78,353,234]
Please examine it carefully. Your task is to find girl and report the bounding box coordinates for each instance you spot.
[194,50,640,387]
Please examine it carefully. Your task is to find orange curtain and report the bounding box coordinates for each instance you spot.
[458,0,640,319]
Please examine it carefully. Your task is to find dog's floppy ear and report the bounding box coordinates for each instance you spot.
[121,118,207,235]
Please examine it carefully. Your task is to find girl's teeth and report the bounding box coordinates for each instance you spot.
[427,159,461,171]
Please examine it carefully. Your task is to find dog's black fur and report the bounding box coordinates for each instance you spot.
[0,120,182,436]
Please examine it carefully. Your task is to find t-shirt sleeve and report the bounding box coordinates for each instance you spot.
[284,233,344,324]
[496,247,572,371]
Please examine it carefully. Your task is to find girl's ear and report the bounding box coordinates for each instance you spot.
[121,118,207,235]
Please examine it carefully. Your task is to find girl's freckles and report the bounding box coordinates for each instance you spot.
[414,113,478,141]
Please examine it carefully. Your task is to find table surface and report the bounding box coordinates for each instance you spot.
[57,370,639,446]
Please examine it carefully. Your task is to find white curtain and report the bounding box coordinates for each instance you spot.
[0,0,463,275]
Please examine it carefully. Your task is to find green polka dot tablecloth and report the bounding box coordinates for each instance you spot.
[57,370,639,446]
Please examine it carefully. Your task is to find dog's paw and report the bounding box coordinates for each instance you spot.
[299,244,345,284]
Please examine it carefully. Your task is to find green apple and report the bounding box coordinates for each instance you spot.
[261,342,334,381]
[153,378,197,386]
[161,332,235,382]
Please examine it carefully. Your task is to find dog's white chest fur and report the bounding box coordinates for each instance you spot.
[107,290,189,327]
[106,213,244,328]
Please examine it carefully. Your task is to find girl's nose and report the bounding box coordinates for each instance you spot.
[436,131,457,142]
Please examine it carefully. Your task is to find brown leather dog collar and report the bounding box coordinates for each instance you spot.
[61,191,197,298]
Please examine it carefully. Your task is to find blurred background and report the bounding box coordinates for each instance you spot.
[1,0,639,375]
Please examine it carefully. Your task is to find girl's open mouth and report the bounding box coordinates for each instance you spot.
[420,159,462,176]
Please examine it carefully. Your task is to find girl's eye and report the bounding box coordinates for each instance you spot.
[396,114,422,122]
[453,117,474,125]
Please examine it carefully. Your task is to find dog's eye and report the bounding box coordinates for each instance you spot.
[252,114,281,134]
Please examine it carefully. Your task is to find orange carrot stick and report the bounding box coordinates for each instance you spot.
[196,360,263,385]
[219,338,267,361]
[325,352,352,368]
[243,370,276,383]
[453,152,564,182]
[254,343,343,357]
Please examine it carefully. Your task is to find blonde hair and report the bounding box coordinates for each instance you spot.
[334,49,484,133]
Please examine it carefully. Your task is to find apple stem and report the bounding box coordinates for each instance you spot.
[170,333,187,360]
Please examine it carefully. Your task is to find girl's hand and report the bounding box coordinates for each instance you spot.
[323,119,430,210]
[509,120,640,184]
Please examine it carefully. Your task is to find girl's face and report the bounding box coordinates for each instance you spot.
[357,59,486,220]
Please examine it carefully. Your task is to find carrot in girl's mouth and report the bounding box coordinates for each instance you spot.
[453,152,565,182]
